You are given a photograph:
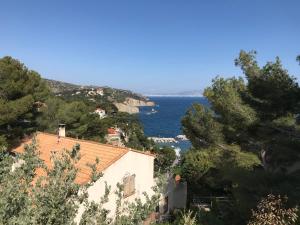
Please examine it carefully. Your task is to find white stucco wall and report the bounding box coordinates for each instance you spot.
[75,151,155,223]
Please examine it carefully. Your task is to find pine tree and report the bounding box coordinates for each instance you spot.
[180,51,300,224]
[0,56,49,146]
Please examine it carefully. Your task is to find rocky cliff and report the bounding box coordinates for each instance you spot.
[114,97,155,114]
[44,79,154,114]
[124,97,155,107]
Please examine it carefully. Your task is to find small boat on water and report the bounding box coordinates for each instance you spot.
[146,108,158,115]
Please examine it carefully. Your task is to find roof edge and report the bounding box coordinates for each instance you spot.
[35,132,155,157]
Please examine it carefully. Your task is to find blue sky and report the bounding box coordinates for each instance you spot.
[0,0,299,94]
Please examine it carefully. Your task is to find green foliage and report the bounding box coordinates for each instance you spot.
[181,146,260,186]
[0,135,7,148]
[0,141,42,224]
[204,77,257,129]
[37,97,103,140]
[0,56,50,146]
[182,104,224,148]
[0,56,152,152]
[153,146,176,173]
[80,171,165,225]
[236,50,299,119]
[37,97,65,131]
[0,142,161,225]
[109,113,154,150]
[180,51,300,225]
[0,56,171,224]
[180,148,219,183]
[196,210,224,225]
[36,95,152,150]
[176,210,197,225]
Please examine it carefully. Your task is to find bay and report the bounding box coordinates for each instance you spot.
[139,96,209,150]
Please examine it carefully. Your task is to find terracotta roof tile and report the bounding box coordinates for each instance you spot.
[13,132,136,184]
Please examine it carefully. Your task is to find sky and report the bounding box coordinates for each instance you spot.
[0,0,299,94]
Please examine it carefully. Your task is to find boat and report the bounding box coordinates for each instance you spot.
[146,108,158,115]
[151,108,157,113]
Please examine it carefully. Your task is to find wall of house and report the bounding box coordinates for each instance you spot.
[158,177,187,219]
[167,180,187,212]
[75,151,155,223]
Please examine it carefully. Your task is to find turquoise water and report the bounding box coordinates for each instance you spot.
[139,97,209,150]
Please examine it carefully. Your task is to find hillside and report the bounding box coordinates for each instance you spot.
[44,79,82,93]
[44,79,155,113]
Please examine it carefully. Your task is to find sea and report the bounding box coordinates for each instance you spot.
[139,96,209,151]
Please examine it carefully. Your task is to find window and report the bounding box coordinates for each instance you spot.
[123,174,135,198]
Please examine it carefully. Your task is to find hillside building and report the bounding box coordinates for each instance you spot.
[13,132,155,223]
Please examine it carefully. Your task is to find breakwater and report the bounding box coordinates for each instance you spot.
[149,137,178,143]
[149,135,188,143]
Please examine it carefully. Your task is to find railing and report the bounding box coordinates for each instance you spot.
[191,196,231,209]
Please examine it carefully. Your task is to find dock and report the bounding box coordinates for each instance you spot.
[148,137,178,143]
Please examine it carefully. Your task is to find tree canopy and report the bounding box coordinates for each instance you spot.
[0,56,153,151]
[0,142,161,225]
[180,51,300,225]
[0,56,49,146]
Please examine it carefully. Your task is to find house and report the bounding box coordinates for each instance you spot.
[106,127,124,146]
[157,175,187,221]
[165,175,187,212]
[87,89,96,96]
[94,107,106,119]
[87,88,104,96]
[96,88,104,96]
[12,129,155,223]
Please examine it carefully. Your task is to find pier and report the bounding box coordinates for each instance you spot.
[149,135,189,143]
[149,137,178,143]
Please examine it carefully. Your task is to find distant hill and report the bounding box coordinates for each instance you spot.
[44,79,154,114]
[175,90,203,97]
[145,90,203,97]
[44,78,148,102]
[44,79,83,93]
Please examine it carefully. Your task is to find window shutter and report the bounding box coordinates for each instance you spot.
[129,175,135,195]
[123,174,135,198]
[123,176,130,197]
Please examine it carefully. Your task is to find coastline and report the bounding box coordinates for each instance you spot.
[139,96,207,151]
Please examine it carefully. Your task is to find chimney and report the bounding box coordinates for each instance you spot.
[58,124,66,137]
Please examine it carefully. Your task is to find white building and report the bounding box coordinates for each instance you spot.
[87,88,104,97]
[94,107,106,119]
[160,175,187,216]
[13,132,155,223]
[105,127,127,147]
[96,88,104,96]
[87,90,96,96]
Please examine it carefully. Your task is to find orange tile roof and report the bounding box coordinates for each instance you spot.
[107,128,117,134]
[13,132,153,185]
